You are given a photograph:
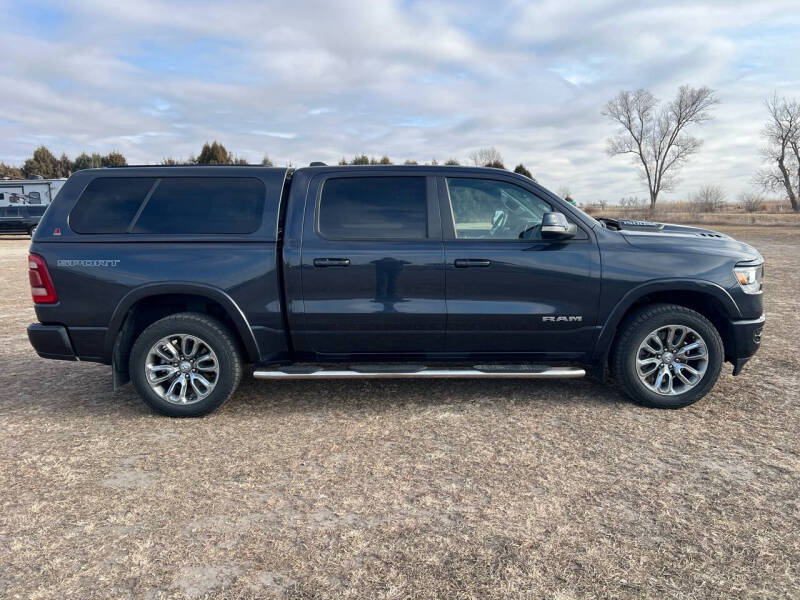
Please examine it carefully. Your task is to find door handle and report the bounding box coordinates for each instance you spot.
[313,257,351,267]
[454,258,491,268]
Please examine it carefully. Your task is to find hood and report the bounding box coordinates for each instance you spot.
[604,218,762,262]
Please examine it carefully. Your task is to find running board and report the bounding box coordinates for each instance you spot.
[253,365,586,380]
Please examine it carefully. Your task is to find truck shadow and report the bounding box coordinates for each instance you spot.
[1,363,624,419]
[228,370,624,416]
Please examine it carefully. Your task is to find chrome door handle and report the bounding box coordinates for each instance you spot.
[313,257,351,267]
[454,259,491,268]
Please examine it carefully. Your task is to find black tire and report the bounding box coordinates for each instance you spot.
[29,225,37,237]
[611,303,724,409]
[129,312,242,417]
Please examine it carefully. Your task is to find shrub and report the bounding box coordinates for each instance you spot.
[690,185,726,213]
[513,163,533,179]
[739,192,764,213]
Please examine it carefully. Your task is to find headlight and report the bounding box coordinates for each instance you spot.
[734,263,763,294]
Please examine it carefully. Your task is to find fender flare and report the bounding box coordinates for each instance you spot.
[104,282,260,362]
[590,278,740,365]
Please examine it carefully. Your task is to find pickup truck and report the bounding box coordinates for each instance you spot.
[26,165,765,417]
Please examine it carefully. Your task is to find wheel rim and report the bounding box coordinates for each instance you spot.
[145,334,220,405]
[635,325,709,396]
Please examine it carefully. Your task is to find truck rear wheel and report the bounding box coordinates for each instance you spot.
[612,303,723,409]
[129,312,242,417]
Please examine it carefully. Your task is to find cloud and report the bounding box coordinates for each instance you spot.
[0,0,799,200]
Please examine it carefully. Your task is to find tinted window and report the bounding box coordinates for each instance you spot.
[71,177,156,233]
[3,207,21,217]
[27,206,46,216]
[133,177,265,234]
[446,178,553,240]
[319,177,427,240]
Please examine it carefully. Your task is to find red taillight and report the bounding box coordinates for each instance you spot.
[28,254,58,304]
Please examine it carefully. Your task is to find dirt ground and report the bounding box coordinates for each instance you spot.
[1,226,798,599]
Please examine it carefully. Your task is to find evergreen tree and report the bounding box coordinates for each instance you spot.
[73,152,104,171]
[22,146,60,178]
[101,151,127,167]
[484,159,506,169]
[0,162,24,179]
[197,141,231,165]
[57,153,73,177]
[513,163,533,179]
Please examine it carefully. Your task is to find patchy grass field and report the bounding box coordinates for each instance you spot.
[1,226,798,599]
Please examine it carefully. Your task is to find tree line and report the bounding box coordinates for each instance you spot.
[0,141,536,182]
[4,87,796,211]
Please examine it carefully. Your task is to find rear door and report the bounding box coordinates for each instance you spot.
[297,172,446,356]
[439,174,601,357]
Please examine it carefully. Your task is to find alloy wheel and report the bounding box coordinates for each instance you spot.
[635,325,709,395]
[144,334,220,404]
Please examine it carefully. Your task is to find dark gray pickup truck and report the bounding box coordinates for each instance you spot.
[27,165,764,416]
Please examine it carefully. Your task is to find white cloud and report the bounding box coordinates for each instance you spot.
[0,0,799,201]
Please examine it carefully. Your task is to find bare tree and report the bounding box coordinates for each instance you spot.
[690,184,726,213]
[603,85,718,209]
[754,94,800,212]
[738,192,764,213]
[469,147,504,168]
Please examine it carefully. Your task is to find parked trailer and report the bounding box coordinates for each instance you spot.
[0,178,66,207]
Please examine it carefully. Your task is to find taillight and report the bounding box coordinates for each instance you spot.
[28,253,58,304]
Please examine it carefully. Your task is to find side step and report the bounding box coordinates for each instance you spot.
[253,364,586,380]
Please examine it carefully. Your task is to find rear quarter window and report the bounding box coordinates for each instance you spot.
[132,177,265,234]
[70,177,157,233]
[69,176,265,235]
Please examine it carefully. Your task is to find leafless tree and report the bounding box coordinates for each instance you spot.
[738,192,764,213]
[469,147,504,168]
[603,85,718,209]
[690,184,726,213]
[754,94,800,212]
[619,196,647,209]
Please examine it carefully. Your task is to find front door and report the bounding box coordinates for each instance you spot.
[439,175,601,358]
[0,206,23,232]
[299,173,446,356]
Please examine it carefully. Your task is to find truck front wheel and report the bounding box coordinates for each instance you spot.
[129,312,242,417]
[612,303,724,409]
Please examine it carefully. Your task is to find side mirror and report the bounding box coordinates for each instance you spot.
[541,212,577,240]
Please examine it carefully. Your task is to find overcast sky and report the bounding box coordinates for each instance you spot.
[1,0,799,202]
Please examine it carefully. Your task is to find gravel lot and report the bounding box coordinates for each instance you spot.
[1,226,798,599]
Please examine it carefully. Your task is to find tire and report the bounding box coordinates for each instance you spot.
[611,303,724,409]
[129,312,242,417]
[29,225,37,237]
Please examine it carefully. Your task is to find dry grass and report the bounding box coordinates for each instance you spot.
[1,227,798,599]
[587,209,800,227]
